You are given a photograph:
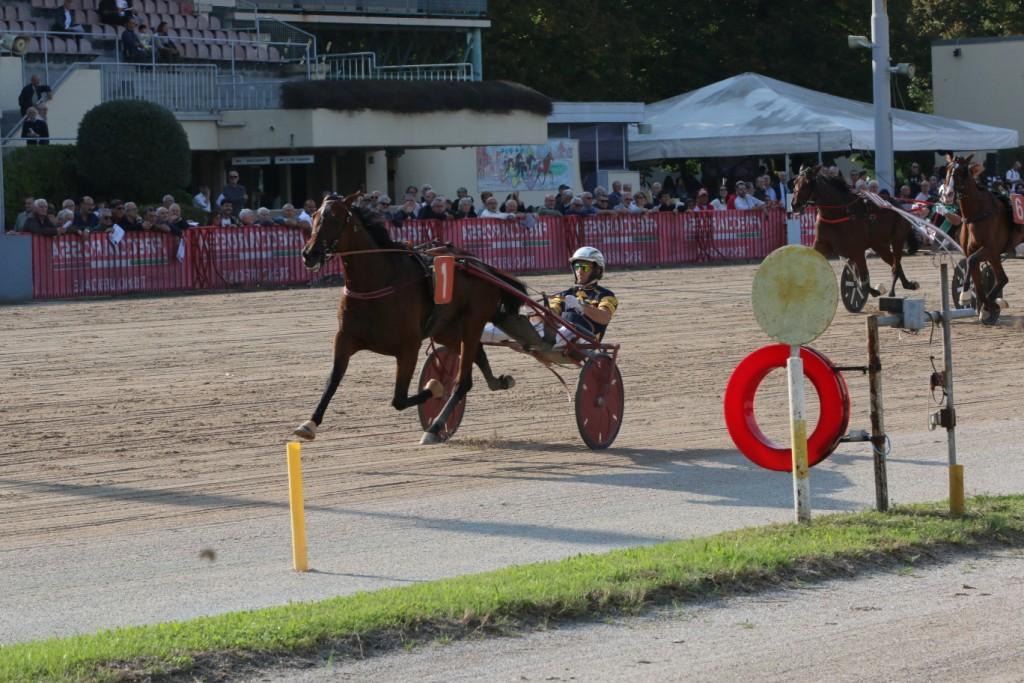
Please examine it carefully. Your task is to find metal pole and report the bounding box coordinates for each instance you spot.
[871,0,895,192]
[866,315,888,511]
[470,28,483,81]
[816,132,822,165]
[787,346,811,522]
[939,263,965,517]
[0,138,6,232]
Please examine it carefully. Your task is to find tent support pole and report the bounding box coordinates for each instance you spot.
[817,134,822,164]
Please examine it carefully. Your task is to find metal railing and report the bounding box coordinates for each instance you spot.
[240,0,487,16]
[324,52,474,81]
[234,0,318,64]
[100,63,219,111]
[378,62,474,81]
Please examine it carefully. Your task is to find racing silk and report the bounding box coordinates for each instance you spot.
[549,283,618,337]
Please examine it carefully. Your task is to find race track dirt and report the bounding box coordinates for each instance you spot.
[2,255,1024,643]
[2,256,1023,545]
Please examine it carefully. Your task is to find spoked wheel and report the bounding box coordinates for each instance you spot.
[575,354,624,450]
[417,346,466,441]
[840,261,869,313]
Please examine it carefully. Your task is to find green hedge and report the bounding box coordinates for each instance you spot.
[76,100,191,201]
[3,145,79,228]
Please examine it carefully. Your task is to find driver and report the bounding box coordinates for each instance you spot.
[547,247,618,346]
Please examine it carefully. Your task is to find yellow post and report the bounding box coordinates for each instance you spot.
[287,441,309,572]
[949,464,965,518]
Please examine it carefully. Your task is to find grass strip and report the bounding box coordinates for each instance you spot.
[3,494,1024,682]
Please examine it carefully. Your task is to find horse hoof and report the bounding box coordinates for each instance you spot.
[293,420,317,441]
[980,309,1001,326]
[420,431,443,445]
[425,378,445,398]
[907,281,920,291]
[502,375,516,390]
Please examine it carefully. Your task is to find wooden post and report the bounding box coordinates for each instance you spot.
[939,263,965,517]
[866,315,889,512]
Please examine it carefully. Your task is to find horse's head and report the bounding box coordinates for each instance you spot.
[301,192,361,271]
[942,153,973,203]
[791,164,821,212]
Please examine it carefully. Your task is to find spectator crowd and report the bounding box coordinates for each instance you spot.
[11,157,1024,238]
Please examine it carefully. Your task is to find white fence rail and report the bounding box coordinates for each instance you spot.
[324,52,474,82]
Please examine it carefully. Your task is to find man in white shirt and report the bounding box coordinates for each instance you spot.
[1006,161,1021,184]
[479,196,515,219]
[732,182,766,210]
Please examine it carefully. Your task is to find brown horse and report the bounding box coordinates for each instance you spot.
[942,154,1023,325]
[792,165,919,301]
[294,193,539,445]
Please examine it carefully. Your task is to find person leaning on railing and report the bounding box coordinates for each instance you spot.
[13,198,34,232]
[22,199,61,236]
[22,107,50,146]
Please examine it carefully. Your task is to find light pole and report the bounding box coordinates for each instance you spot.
[849,0,895,192]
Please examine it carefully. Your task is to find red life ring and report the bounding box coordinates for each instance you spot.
[723,344,850,472]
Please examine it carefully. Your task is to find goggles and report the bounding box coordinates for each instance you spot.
[572,262,593,273]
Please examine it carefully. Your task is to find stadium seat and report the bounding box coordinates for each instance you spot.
[49,37,66,54]
[154,0,167,14]
[172,15,185,29]
[141,0,156,13]
[183,41,197,59]
[208,15,220,29]
[195,42,210,59]
[16,5,32,20]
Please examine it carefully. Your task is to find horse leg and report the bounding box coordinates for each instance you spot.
[475,345,515,391]
[294,331,355,440]
[391,344,444,411]
[985,248,1009,309]
[889,231,919,292]
[852,252,881,297]
[421,320,484,445]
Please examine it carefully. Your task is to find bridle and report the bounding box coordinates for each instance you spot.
[795,172,859,224]
[946,160,993,224]
[306,198,429,300]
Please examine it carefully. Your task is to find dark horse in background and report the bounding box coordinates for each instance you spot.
[942,154,1024,325]
[294,193,543,444]
[792,165,919,303]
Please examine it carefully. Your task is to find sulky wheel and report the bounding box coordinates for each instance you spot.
[417,346,466,441]
[575,354,624,450]
[840,260,869,313]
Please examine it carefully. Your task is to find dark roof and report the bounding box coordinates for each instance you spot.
[281,80,552,116]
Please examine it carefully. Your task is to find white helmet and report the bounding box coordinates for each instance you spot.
[570,246,605,270]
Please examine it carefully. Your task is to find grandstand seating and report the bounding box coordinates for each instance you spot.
[3,0,287,64]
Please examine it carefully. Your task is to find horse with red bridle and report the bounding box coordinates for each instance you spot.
[792,165,919,303]
[941,153,1023,325]
[294,193,542,444]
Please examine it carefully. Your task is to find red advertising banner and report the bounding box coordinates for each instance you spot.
[189,226,309,289]
[29,209,798,300]
[32,231,191,298]
[445,217,568,274]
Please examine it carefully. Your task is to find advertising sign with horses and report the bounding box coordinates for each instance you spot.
[476,139,577,191]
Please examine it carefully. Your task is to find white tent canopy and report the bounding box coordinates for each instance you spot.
[629,72,1019,160]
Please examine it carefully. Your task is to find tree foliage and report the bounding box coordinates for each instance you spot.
[3,145,79,226]
[76,100,190,201]
[484,0,1024,113]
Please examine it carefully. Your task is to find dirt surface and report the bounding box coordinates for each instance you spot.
[256,549,1024,682]
[3,256,1024,646]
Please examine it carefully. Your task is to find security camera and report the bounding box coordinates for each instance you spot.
[889,63,915,78]
[847,35,874,50]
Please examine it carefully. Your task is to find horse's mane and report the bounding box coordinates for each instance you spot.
[820,173,856,197]
[349,204,407,250]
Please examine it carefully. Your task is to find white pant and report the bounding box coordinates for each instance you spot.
[481,322,576,348]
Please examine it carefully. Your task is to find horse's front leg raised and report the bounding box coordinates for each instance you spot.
[294,330,356,441]
[391,344,444,411]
